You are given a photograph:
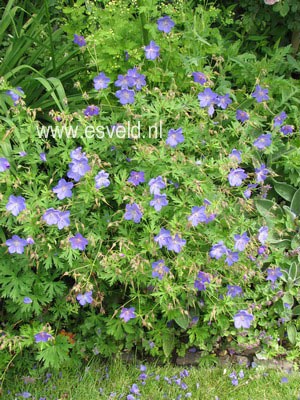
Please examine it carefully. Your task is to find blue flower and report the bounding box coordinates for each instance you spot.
[166,234,186,253]
[127,171,145,186]
[253,133,272,150]
[52,179,73,200]
[166,128,184,148]
[115,89,135,105]
[120,307,136,322]
[233,310,253,329]
[234,232,250,252]
[150,194,168,211]
[6,195,26,216]
[236,110,249,123]
[73,34,86,47]
[227,285,243,298]
[273,111,287,127]
[255,164,269,183]
[84,105,99,117]
[149,176,166,195]
[152,260,169,280]
[95,170,110,189]
[252,85,269,102]
[70,233,88,251]
[93,72,110,90]
[124,203,143,223]
[228,168,248,187]
[6,235,27,254]
[144,41,160,60]
[192,72,207,85]
[157,16,175,33]
[34,332,53,343]
[154,228,172,248]
[210,241,228,259]
[77,291,93,305]
[0,157,10,172]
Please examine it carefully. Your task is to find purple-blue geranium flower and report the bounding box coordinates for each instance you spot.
[233,310,253,329]
[236,109,249,123]
[40,152,47,162]
[144,40,160,60]
[70,233,88,251]
[6,195,26,216]
[244,183,257,199]
[228,149,242,162]
[52,179,73,200]
[225,250,239,266]
[255,164,269,183]
[130,383,140,395]
[34,332,53,343]
[258,226,268,244]
[198,88,218,108]
[6,87,24,105]
[192,72,207,85]
[280,125,294,135]
[217,94,232,110]
[133,73,146,91]
[210,241,228,259]
[150,194,168,211]
[166,234,186,253]
[228,168,248,187]
[124,203,143,223]
[23,297,33,304]
[95,170,110,189]
[154,228,172,248]
[77,291,93,305]
[273,111,287,127]
[127,171,145,186]
[42,208,59,225]
[73,34,86,47]
[18,392,31,398]
[253,133,272,150]
[120,307,136,322]
[148,176,166,195]
[266,267,282,283]
[188,206,208,226]
[56,211,70,230]
[194,271,210,291]
[234,232,250,252]
[84,105,99,117]
[114,74,135,89]
[70,147,86,161]
[166,128,184,148]
[115,89,135,105]
[93,72,110,90]
[157,16,175,33]
[252,85,269,102]
[67,157,91,182]
[229,372,239,386]
[152,260,170,280]
[6,235,27,254]
[227,285,243,298]
[42,209,70,229]
[0,157,10,172]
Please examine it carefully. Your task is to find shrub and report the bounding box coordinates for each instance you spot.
[0,0,300,375]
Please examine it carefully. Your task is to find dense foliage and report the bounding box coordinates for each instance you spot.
[0,0,300,375]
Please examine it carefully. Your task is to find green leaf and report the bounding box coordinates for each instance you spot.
[255,199,283,219]
[174,314,189,330]
[289,263,298,281]
[291,188,300,215]
[162,333,175,358]
[274,181,296,202]
[287,324,297,345]
[292,305,300,316]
